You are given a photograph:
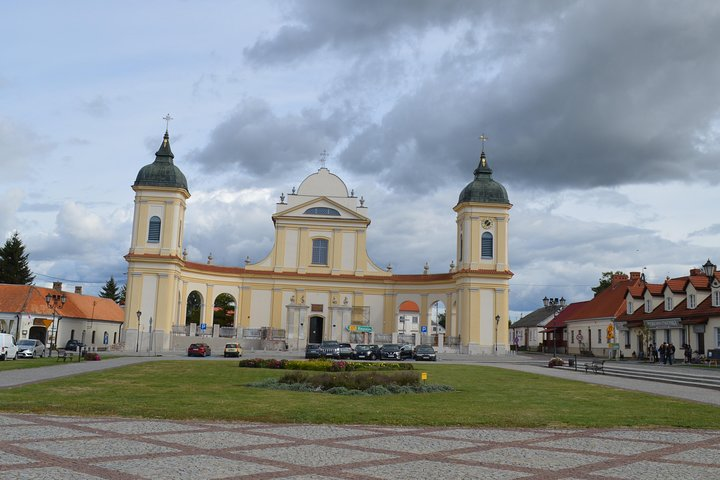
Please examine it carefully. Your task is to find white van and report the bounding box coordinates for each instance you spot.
[0,333,18,361]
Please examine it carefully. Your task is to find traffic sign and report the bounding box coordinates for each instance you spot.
[200,323,207,331]
[346,325,373,333]
[421,325,428,333]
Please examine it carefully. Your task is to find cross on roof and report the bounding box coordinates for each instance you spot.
[479,134,488,152]
[163,113,174,132]
[320,149,328,168]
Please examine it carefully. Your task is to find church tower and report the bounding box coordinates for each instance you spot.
[124,127,189,352]
[453,143,512,354]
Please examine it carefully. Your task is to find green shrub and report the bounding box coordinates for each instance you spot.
[239,358,414,372]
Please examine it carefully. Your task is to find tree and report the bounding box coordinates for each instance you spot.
[213,293,236,327]
[0,232,35,285]
[591,271,625,296]
[186,291,202,324]
[99,276,120,303]
[437,312,446,329]
[119,284,126,305]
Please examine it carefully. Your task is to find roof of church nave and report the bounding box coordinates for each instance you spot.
[457,148,509,205]
[134,129,189,193]
[296,166,350,198]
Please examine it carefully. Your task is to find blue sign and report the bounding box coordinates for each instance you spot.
[200,323,207,331]
[421,325,428,333]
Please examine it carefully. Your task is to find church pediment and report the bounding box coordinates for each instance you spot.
[273,196,368,223]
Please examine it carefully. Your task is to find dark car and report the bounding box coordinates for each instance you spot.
[319,341,341,359]
[187,343,211,357]
[305,343,322,359]
[399,344,414,360]
[379,343,402,360]
[414,344,437,361]
[64,339,86,352]
[338,343,354,359]
[353,344,380,360]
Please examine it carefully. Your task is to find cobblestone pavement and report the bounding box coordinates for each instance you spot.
[0,413,719,479]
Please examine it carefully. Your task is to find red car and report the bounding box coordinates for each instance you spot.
[187,343,211,357]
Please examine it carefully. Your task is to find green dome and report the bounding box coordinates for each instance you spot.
[134,131,189,192]
[457,151,509,204]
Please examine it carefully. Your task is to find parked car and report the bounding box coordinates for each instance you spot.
[413,344,437,361]
[305,343,322,359]
[399,344,414,360]
[353,344,380,360]
[223,343,242,358]
[64,339,86,352]
[17,339,45,358]
[319,341,341,359]
[379,343,402,360]
[338,343,354,359]
[187,343,211,357]
[0,333,18,361]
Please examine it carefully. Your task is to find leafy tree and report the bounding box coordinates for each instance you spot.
[213,293,236,327]
[99,276,120,303]
[186,291,202,324]
[437,312,446,329]
[591,271,626,296]
[0,232,35,285]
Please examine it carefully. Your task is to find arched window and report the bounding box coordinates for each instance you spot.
[481,232,493,259]
[312,238,329,265]
[91,331,96,344]
[148,216,161,243]
[304,207,341,216]
[459,232,463,262]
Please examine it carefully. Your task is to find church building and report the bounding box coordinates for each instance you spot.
[123,129,512,355]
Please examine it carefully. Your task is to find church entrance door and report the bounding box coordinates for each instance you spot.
[309,316,323,344]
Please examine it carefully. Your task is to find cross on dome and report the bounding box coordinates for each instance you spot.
[163,113,174,133]
[320,149,328,168]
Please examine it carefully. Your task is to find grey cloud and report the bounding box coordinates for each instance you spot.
[690,224,720,236]
[79,95,110,117]
[188,98,365,180]
[0,118,54,182]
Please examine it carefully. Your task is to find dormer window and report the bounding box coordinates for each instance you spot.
[304,207,340,216]
[627,301,633,314]
[645,299,652,313]
[713,290,720,307]
[688,294,696,309]
[665,297,673,311]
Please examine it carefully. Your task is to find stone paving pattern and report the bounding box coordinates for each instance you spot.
[1,414,719,479]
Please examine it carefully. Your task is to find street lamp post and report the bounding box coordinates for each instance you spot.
[45,292,67,356]
[495,315,500,353]
[135,310,141,353]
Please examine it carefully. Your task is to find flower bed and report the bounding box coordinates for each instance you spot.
[238,358,414,372]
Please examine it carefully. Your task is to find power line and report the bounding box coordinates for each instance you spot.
[34,272,126,285]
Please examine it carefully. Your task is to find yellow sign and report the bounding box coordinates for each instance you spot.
[421,372,427,381]
[606,324,615,340]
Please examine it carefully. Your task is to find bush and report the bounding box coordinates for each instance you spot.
[548,357,564,368]
[83,352,101,361]
[239,358,414,372]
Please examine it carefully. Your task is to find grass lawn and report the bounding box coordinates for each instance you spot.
[0,357,76,371]
[0,361,717,428]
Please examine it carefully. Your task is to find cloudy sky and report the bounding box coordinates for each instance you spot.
[2,0,719,319]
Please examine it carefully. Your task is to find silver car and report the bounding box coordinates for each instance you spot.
[17,339,45,358]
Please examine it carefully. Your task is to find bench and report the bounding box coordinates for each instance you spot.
[57,350,74,362]
[584,360,605,374]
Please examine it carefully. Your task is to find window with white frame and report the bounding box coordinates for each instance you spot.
[645,299,652,313]
[481,232,493,259]
[598,329,602,344]
[714,290,720,307]
[624,330,630,347]
[665,297,673,311]
[689,294,696,309]
[311,238,329,265]
[148,216,161,243]
[627,301,633,314]
[716,327,720,347]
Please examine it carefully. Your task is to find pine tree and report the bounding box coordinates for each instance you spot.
[99,276,120,303]
[119,284,126,305]
[0,232,35,285]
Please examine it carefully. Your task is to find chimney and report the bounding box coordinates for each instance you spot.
[630,272,641,280]
[690,268,703,276]
[52,281,63,292]
[74,286,83,295]
[611,273,629,285]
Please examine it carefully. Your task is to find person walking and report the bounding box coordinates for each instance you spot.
[667,343,676,365]
[684,344,692,363]
[659,342,667,364]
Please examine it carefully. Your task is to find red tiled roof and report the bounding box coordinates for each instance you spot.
[645,284,664,296]
[564,278,639,322]
[627,284,645,298]
[688,275,712,290]
[618,295,717,326]
[543,301,589,329]
[0,284,123,323]
[664,277,688,293]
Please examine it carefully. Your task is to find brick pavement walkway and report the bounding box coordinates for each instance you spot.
[1,413,719,479]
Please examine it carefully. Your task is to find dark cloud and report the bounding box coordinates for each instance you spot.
[188,98,364,180]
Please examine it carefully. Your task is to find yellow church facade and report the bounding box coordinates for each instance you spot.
[123,130,512,355]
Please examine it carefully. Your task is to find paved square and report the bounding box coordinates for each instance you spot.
[151,430,282,449]
[339,434,477,453]
[0,415,34,426]
[1,425,96,441]
[0,466,107,480]
[94,454,285,479]
[77,420,200,435]
[349,460,532,479]
[242,444,395,466]
[452,446,610,469]
[25,437,179,459]
[253,425,365,439]
[533,437,668,455]
[592,429,719,444]
[0,451,34,466]
[662,447,720,465]
[431,428,551,443]
[591,460,720,479]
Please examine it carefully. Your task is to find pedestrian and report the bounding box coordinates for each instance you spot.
[668,343,675,365]
[659,342,667,364]
[684,344,692,363]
